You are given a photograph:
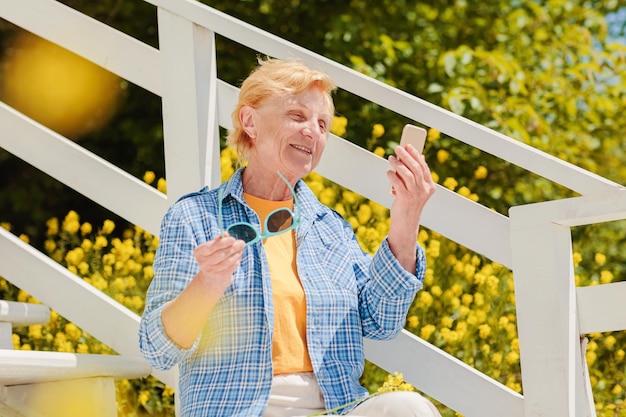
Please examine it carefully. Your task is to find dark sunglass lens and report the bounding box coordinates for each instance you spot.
[227,224,258,243]
[267,210,293,233]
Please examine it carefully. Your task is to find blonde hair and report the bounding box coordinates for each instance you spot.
[226,57,337,163]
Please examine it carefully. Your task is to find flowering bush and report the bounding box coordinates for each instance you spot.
[2,126,625,416]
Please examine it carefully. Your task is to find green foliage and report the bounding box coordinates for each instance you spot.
[3,0,626,416]
[2,146,626,416]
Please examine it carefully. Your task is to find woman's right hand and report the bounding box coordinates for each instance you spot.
[194,233,245,294]
[161,234,245,349]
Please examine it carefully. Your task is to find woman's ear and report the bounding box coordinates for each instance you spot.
[240,105,256,139]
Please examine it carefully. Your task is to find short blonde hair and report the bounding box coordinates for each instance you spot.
[226,57,337,163]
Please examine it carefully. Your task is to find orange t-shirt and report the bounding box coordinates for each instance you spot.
[244,193,312,375]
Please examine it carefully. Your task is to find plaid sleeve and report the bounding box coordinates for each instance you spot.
[138,197,209,369]
[358,238,425,340]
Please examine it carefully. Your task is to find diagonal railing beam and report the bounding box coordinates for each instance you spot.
[0,227,178,390]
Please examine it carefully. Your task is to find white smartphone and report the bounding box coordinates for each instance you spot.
[399,124,427,155]
[390,124,427,194]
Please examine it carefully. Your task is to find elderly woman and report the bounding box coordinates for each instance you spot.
[139,58,438,417]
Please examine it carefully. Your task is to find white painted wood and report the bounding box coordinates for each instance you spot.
[0,227,178,390]
[0,102,168,236]
[0,349,150,385]
[506,190,626,228]
[148,0,621,196]
[198,28,222,190]
[1,1,626,416]
[365,331,524,417]
[1,376,117,417]
[158,8,214,200]
[318,136,513,267]
[217,80,512,265]
[0,301,50,328]
[510,208,592,417]
[0,0,162,95]
[0,323,12,350]
[577,282,626,334]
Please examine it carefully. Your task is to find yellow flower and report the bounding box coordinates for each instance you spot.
[101,220,116,235]
[420,324,436,340]
[143,171,156,185]
[65,323,82,341]
[407,315,419,329]
[78,262,90,275]
[80,222,92,235]
[491,352,503,366]
[572,252,582,267]
[586,350,597,366]
[319,187,336,207]
[441,316,454,328]
[478,324,491,339]
[157,178,167,193]
[443,177,458,191]
[19,234,30,243]
[461,293,473,306]
[423,268,434,287]
[163,385,175,398]
[430,285,442,297]
[600,270,613,284]
[373,147,385,157]
[65,248,85,266]
[474,165,488,179]
[138,390,151,407]
[457,186,471,198]
[594,252,606,266]
[611,384,622,395]
[331,115,347,137]
[143,265,155,280]
[427,128,440,142]
[505,351,520,365]
[371,123,385,139]
[12,334,20,349]
[81,239,93,252]
[357,204,372,225]
[616,349,625,361]
[94,236,108,249]
[437,149,449,164]
[441,328,459,344]
[426,239,440,258]
[604,335,617,350]
[46,217,59,235]
[76,343,89,354]
[44,239,57,253]
[28,324,43,340]
[416,290,433,308]
[431,171,439,183]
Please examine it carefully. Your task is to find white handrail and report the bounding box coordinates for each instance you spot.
[1,0,625,416]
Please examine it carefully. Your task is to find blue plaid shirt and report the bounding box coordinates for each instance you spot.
[139,169,425,416]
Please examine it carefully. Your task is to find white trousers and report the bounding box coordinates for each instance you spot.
[263,372,442,417]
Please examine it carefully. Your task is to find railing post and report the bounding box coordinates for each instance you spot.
[158,7,220,200]
[510,205,594,417]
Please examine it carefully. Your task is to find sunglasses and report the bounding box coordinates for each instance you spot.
[218,171,301,246]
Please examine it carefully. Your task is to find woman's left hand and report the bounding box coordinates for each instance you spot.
[386,144,436,272]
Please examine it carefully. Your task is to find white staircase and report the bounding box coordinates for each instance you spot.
[1,0,626,416]
[0,300,151,417]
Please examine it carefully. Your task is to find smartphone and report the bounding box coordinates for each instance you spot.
[398,124,427,156]
[390,124,427,194]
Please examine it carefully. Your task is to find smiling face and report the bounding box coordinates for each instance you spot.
[242,86,332,181]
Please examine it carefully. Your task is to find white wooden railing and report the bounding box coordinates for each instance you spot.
[1,0,626,416]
